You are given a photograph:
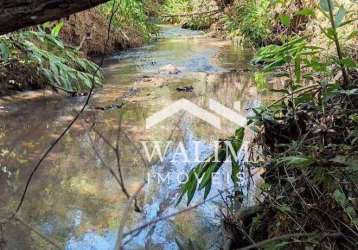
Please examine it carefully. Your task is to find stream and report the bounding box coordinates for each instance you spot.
[0,26,273,250]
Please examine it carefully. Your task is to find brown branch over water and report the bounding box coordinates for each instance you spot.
[0,0,110,35]
[121,190,230,239]
[90,125,142,212]
[14,216,63,249]
[0,198,62,249]
[115,182,146,250]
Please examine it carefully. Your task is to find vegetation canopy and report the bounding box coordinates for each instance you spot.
[0,0,357,249]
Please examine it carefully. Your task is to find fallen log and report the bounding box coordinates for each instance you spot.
[0,0,110,35]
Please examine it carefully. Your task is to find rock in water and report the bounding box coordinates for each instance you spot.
[159,64,181,74]
[176,86,193,92]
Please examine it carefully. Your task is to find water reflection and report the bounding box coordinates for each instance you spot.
[0,26,269,249]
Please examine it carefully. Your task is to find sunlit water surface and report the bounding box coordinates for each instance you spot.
[0,26,273,249]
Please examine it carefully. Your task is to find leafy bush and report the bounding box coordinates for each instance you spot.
[161,0,192,23]
[178,128,245,205]
[182,15,215,30]
[224,0,272,46]
[98,0,158,41]
[160,0,217,29]
[0,25,103,93]
[178,1,358,248]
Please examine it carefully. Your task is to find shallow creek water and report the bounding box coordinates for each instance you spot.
[0,26,273,249]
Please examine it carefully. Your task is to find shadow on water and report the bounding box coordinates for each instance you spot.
[0,25,274,249]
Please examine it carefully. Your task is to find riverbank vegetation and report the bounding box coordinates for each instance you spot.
[0,26,103,94]
[160,0,221,30]
[0,0,357,248]
[178,0,358,249]
[0,0,157,96]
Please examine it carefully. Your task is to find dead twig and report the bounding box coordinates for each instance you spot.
[90,126,142,212]
[115,182,146,250]
[14,216,62,250]
[122,189,229,238]
[237,232,341,250]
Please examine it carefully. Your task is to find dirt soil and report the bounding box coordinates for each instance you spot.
[0,60,47,97]
[60,8,144,57]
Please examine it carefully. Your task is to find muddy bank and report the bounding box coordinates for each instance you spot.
[60,9,145,57]
[0,60,47,97]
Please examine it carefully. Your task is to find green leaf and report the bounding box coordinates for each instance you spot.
[203,180,212,200]
[338,18,358,28]
[176,192,185,206]
[44,34,64,48]
[277,204,291,213]
[333,189,347,207]
[51,21,64,37]
[326,28,336,40]
[320,0,331,12]
[254,72,268,92]
[318,25,333,40]
[178,128,245,206]
[352,218,358,226]
[280,15,291,27]
[335,6,346,26]
[346,206,357,218]
[198,162,217,190]
[347,30,358,40]
[294,54,301,83]
[234,127,245,150]
[340,58,356,68]
[264,59,286,71]
[350,114,358,123]
[278,156,314,168]
[197,156,215,178]
[186,173,198,206]
[296,8,315,17]
[0,42,9,63]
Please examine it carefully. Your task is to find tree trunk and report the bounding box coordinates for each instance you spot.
[0,0,110,35]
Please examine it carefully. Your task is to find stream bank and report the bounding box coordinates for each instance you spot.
[0,25,268,249]
[0,4,156,97]
[164,1,358,249]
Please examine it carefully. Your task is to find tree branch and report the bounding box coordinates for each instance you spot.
[0,0,110,35]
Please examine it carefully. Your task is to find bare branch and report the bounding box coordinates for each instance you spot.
[115,182,146,250]
[0,0,110,35]
[122,190,227,238]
